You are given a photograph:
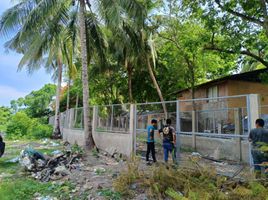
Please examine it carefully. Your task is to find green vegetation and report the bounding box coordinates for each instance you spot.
[97,188,121,200]
[6,112,53,139]
[10,84,56,119]
[114,158,268,200]
[0,106,11,132]
[0,178,78,200]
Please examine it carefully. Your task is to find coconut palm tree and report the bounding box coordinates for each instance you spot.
[0,0,146,149]
[0,0,80,138]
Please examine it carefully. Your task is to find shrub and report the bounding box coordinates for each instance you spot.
[6,112,32,138]
[29,120,53,139]
[6,112,52,139]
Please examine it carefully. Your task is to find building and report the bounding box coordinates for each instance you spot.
[174,69,268,134]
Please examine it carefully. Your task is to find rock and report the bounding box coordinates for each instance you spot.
[130,183,137,190]
[82,182,93,191]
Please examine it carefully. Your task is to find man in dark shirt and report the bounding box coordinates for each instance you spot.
[249,118,268,177]
[146,119,157,164]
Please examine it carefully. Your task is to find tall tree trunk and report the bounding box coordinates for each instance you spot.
[53,58,62,138]
[146,55,168,119]
[185,57,196,111]
[125,59,133,103]
[66,78,71,110]
[79,0,94,149]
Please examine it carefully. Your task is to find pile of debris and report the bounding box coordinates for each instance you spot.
[19,143,83,182]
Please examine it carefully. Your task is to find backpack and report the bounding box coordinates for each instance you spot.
[163,125,173,143]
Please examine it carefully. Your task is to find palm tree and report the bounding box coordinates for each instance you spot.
[0,0,147,148]
[0,1,78,138]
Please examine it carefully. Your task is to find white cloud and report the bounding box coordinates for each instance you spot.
[0,85,27,106]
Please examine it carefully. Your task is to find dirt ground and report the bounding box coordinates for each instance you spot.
[0,139,254,200]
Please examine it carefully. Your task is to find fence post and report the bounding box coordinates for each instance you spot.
[68,108,74,129]
[176,100,181,161]
[247,94,260,167]
[92,106,98,133]
[192,110,197,150]
[110,105,114,131]
[234,108,242,162]
[129,104,137,155]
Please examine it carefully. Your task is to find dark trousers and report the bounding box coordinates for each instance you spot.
[146,142,156,162]
[252,150,268,172]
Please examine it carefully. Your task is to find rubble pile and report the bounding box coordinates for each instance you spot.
[19,144,83,182]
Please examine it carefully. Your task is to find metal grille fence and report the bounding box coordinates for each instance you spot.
[96,104,130,133]
[135,95,252,165]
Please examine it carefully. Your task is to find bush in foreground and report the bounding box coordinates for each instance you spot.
[6,112,52,139]
[114,158,268,200]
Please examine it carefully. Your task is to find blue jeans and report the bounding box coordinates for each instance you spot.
[163,142,175,163]
[252,150,268,172]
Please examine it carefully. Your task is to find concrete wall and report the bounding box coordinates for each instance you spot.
[62,128,85,146]
[61,126,250,162]
[62,128,133,156]
[179,134,250,163]
[61,105,135,157]
[93,131,133,156]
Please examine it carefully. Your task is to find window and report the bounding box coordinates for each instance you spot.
[207,86,218,101]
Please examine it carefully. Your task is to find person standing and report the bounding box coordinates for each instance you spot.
[146,119,158,164]
[0,135,5,157]
[249,118,268,178]
[159,119,176,163]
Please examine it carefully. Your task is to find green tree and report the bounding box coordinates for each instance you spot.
[183,0,268,70]
[0,107,11,132]
[10,84,56,119]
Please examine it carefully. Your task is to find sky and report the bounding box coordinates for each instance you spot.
[0,1,53,107]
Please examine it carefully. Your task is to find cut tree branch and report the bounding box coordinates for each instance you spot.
[205,45,268,67]
[215,0,264,26]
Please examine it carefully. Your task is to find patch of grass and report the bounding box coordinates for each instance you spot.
[113,156,142,197]
[0,160,20,174]
[0,178,76,200]
[95,168,106,175]
[0,178,53,200]
[97,188,121,200]
[91,148,99,158]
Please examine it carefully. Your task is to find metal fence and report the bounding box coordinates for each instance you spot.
[96,104,130,133]
[135,95,253,164]
[50,94,267,166]
[49,107,93,130]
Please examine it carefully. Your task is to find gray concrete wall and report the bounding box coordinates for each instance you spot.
[179,134,250,163]
[93,131,133,156]
[62,128,133,156]
[61,128,250,162]
[62,128,85,146]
